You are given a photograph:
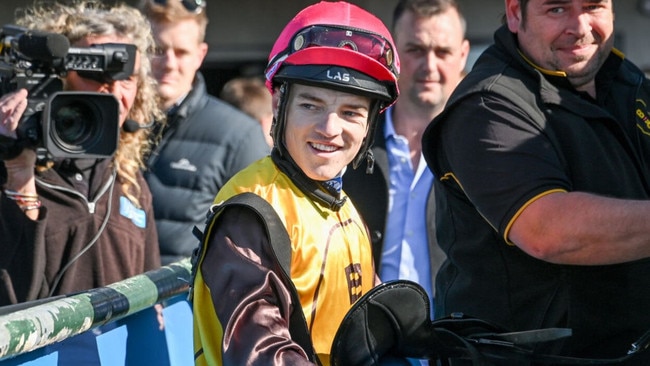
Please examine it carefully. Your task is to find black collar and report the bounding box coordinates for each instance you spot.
[271,148,346,211]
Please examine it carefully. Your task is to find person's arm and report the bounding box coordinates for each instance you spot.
[507,80,650,265]
[509,191,650,265]
[0,89,39,220]
[200,205,315,365]
[0,193,48,305]
[437,92,650,267]
[0,89,50,305]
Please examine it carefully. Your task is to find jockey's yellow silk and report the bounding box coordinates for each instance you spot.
[193,156,374,365]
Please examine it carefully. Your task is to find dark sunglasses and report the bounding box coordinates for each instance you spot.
[152,0,206,14]
[290,25,397,76]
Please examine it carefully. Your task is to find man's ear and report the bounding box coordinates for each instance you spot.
[459,39,470,73]
[196,42,208,67]
[505,0,523,33]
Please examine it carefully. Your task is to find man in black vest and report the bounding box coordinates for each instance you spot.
[423,0,650,361]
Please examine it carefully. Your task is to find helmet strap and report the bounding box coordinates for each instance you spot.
[352,99,382,174]
[271,82,291,158]
[365,149,375,174]
[271,149,347,211]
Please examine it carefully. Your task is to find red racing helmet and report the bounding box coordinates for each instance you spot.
[265,1,399,105]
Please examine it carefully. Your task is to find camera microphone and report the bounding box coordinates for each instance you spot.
[13,30,70,61]
[122,119,155,133]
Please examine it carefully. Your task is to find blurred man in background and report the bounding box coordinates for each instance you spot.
[220,76,274,148]
[142,0,269,265]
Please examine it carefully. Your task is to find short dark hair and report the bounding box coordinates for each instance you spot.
[520,0,530,25]
[392,0,466,36]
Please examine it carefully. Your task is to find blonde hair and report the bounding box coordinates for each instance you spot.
[16,1,164,206]
[141,0,208,42]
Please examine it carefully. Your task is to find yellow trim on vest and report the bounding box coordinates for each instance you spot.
[439,172,463,190]
[517,47,626,78]
[611,48,625,60]
[503,188,568,246]
[193,269,224,366]
[517,50,567,77]
[192,200,226,366]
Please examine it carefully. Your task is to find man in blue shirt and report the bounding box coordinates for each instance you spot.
[345,0,469,314]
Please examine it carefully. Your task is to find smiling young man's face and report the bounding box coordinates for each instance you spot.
[276,84,371,181]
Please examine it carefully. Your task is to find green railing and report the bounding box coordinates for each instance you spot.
[0,258,192,361]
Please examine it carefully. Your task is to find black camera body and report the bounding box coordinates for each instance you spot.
[0,25,136,160]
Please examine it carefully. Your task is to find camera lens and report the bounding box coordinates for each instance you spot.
[44,92,119,158]
[51,101,100,151]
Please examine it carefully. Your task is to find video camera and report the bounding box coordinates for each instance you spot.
[0,24,136,160]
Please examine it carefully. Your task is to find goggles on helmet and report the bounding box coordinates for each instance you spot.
[289,25,398,77]
[152,0,206,14]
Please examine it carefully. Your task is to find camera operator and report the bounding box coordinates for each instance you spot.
[0,1,163,308]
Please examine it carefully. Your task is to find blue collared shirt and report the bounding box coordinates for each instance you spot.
[380,109,435,315]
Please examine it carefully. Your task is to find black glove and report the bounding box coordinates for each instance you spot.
[330,280,456,365]
[330,280,574,366]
